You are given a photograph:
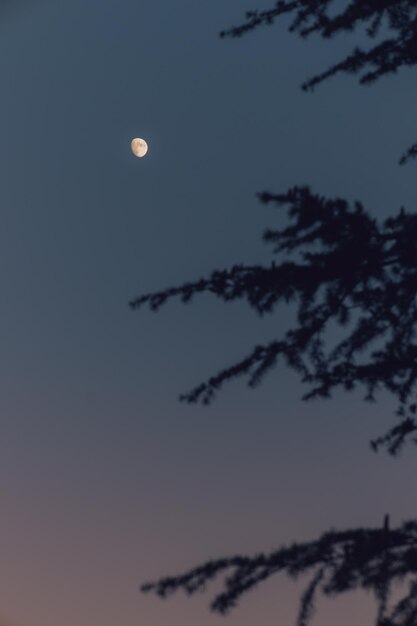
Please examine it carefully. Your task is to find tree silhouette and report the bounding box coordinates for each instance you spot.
[135,3,417,625]
[220,0,417,165]
[131,186,417,455]
[142,516,417,626]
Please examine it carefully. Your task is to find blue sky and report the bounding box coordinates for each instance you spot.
[0,2,416,626]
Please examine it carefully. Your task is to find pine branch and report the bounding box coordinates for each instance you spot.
[131,186,417,452]
[142,519,417,626]
[220,1,417,165]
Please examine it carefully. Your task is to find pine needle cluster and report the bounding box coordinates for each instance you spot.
[142,517,417,626]
[220,0,417,164]
[131,186,417,454]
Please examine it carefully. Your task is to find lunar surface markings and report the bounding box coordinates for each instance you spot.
[131,138,148,158]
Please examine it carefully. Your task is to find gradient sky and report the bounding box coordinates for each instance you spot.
[1,2,417,626]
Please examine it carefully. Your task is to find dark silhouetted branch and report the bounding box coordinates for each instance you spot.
[142,518,417,626]
[131,186,417,453]
[220,1,417,166]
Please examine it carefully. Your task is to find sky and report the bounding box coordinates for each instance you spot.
[0,2,417,626]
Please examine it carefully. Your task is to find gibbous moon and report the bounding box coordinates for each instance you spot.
[131,137,148,158]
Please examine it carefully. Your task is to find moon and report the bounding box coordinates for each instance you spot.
[131,137,148,158]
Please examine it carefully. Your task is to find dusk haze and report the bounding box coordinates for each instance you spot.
[1,2,416,626]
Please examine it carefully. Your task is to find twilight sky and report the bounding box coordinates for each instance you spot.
[1,2,417,626]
